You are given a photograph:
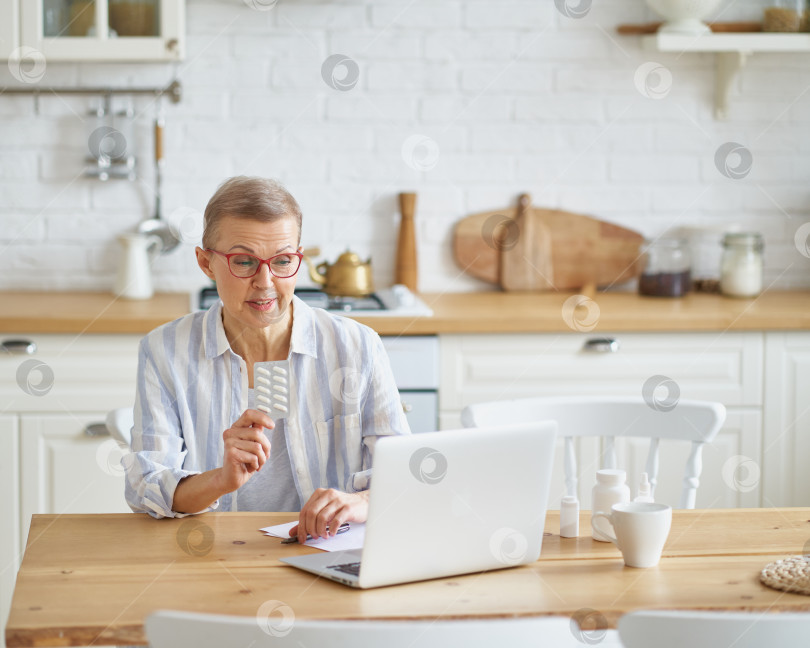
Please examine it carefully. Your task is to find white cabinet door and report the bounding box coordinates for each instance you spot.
[20,413,131,548]
[0,0,19,59]
[763,332,810,507]
[0,415,20,648]
[0,334,140,414]
[440,332,764,510]
[440,332,763,412]
[19,0,184,61]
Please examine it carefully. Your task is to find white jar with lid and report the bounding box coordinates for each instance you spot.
[675,224,738,294]
[720,232,764,298]
[591,469,631,542]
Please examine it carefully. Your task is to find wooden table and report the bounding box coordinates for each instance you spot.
[6,509,810,646]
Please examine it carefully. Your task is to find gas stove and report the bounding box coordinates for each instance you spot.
[294,288,386,312]
[192,285,432,317]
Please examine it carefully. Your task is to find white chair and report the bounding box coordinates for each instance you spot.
[461,396,725,508]
[145,609,622,648]
[105,407,133,447]
[618,610,810,648]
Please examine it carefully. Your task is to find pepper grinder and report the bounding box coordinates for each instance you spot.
[395,192,418,292]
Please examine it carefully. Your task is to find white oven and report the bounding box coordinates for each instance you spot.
[381,336,439,434]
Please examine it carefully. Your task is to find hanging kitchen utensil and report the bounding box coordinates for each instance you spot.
[453,194,645,291]
[137,103,179,253]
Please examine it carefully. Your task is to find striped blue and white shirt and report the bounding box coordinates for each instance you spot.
[124,296,410,519]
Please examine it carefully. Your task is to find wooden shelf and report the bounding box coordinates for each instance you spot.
[641,33,810,119]
[642,32,810,52]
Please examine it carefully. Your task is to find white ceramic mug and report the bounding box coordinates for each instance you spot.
[591,502,672,568]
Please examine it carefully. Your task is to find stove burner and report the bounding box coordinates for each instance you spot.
[194,285,432,317]
[197,287,386,312]
[294,288,386,312]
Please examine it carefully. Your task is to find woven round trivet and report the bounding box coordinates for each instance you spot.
[760,555,810,596]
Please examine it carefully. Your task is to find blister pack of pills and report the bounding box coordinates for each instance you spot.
[253,360,290,420]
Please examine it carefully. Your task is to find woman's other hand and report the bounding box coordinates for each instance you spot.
[289,488,369,544]
[218,409,274,493]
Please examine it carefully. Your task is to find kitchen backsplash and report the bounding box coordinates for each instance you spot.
[0,0,808,293]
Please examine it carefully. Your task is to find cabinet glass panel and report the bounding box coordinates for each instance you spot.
[43,0,96,38]
[42,1,162,39]
[109,0,159,37]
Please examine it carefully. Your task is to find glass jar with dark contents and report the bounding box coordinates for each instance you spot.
[638,236,691,297]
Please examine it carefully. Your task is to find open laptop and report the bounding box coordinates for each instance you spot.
[280,422,557,588]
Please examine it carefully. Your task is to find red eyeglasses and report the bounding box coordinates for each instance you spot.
[206,249,303,279]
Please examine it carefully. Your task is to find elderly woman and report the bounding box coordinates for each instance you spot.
[125,176,410,543]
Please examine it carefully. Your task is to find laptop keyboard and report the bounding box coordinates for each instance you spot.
[327,561,361,576]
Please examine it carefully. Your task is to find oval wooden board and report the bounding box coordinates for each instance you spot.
[453,204,645,291]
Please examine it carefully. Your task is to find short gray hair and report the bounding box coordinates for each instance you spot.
[202,176,302,249]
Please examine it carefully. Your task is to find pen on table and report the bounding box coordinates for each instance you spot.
[281,522,350,544]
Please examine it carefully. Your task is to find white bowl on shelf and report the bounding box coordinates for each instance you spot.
[645,0,724,35]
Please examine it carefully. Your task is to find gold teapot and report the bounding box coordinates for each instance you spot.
[303,248,374,297]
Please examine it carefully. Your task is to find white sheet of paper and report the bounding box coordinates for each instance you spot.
[260,521,365,552]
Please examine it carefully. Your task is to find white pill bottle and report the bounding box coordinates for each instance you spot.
[591,469,631,542]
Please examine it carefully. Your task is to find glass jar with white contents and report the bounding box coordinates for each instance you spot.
[720,233,764,298]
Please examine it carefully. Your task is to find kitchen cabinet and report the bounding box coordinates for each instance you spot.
[381,335,439,434]
[763,332,810,507]
[0,333,139,537]
[20,414,131,545]
[3,0,184,62]
[0,333,138,648]
[439,331,765,509]
[0,0,18,59]
[0,416,20,648]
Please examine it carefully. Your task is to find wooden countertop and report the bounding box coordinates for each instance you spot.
[1,290,809,336]
[7,509,810,646]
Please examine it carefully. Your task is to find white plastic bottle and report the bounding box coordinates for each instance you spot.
[591,469,630,542]
[634,472,655,503]
[560,495,580,538]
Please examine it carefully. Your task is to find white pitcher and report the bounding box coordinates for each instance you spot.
[114,232,162,299]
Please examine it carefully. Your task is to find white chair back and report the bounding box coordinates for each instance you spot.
[618,610,810,648]
[105,407,133,447]
[145,610,622,648]
[461,396,725,508]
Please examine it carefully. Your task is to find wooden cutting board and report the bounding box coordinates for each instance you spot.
[453,194,645,291]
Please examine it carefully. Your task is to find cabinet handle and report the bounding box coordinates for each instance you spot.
[401,401,414,413]
[84,423,110,438]
[1,339,37,355]
[583,338,620,353]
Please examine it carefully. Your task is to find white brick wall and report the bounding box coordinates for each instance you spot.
[0,0,808,294]
[371,4,462,29]
[463,2,553,30]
